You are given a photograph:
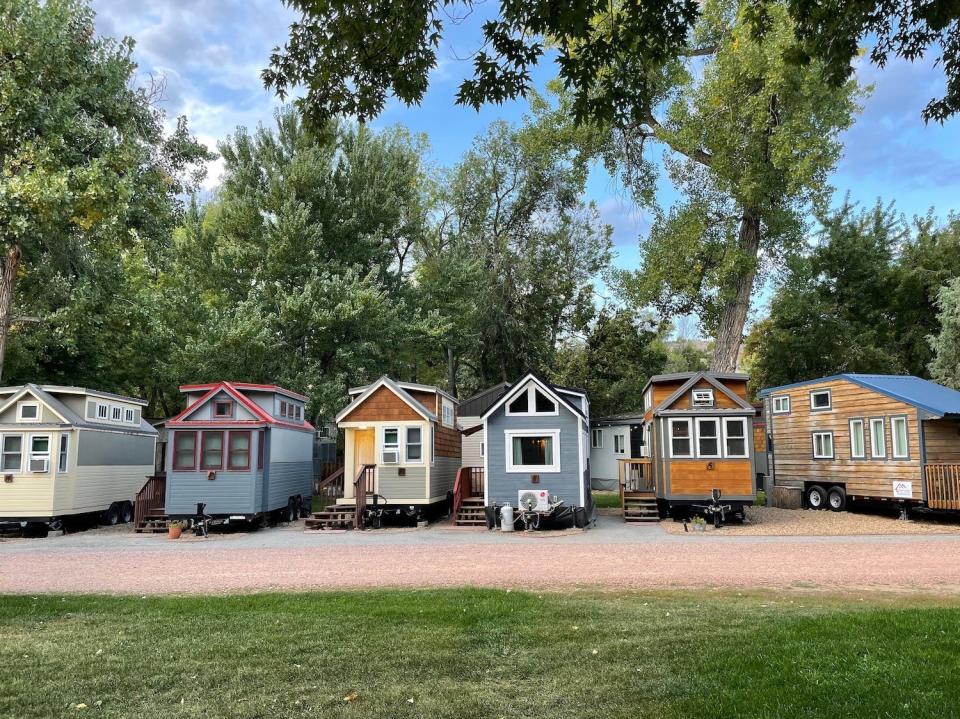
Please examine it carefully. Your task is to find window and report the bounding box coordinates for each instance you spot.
[507,392,528,414]
[810,390,832,411]
[227,431,251,470]
[96,403,109,420]
[669,419,692,458]
[294,405,302,422]
[849,419,866,459]
[696,418,721,458]
[173,431,197,470]
[257,430,265,470]
[591,429,603,449]
[214,400,234,418]
[200,431,224,470]
[17,402,39,422]
[643,388,652,411]
[813,431,834,459]
[111,405,123,422]
[535,390,555,413]
[405,427,423,462]
[870,418,886,458]
[58,434,69,472]
[723,419,748,458]
[29,435,51,472]
[279,400,288,418]
[892,416,909,458]
[692,389,714,407]
[382,427,400,463]
[506,430,560,472]
[2,435,22,472]
[505,385,557,416]
[614,434,626,454]
[124,408,135,424]
[772,395,790,414]
[442,400,455,427]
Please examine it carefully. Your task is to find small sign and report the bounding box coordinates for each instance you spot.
[893,481,913,499]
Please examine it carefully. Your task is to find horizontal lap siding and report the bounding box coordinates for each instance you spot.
[460,417,483,467]
[165,471,256,515]
[377,466,427,501]
[62,465,153,514]
[769,379,922,499]
[923,419,960,462]
[430,457,459,500]
[0,474,54,516]
[266,462,313,509]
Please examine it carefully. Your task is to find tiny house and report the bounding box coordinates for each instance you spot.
[589,413,644,491]
[459,382,511,469]
[0,384,156,530]
[637,372,757,519]
[161,382,314,523]
[760,374,960,513]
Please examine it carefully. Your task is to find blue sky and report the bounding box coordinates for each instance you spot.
[93,0,960,319]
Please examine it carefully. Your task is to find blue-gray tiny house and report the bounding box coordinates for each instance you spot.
[163,382,314,522]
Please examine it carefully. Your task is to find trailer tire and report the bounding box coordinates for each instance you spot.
[827,485,846,512]
[285,499,297,523]
[103,503,121,525]
[120,502,134,524]
[806,485,827,510]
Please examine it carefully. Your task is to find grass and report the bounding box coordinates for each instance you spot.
[592,490,622,508]
[2,591,960,718]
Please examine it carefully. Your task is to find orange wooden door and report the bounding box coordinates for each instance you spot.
[354,429,375,467]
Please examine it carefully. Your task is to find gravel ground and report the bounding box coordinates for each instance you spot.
[660,506,960,536]
[2,516,960,595]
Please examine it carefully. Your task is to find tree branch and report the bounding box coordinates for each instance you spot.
[643,113,713,167]
[679,45,718,57]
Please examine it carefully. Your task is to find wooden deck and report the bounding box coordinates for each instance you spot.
[925,464,960,510]
[453,467,485,526]
[618,459,659,522]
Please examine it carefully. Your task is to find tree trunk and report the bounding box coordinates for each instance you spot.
[446,345,458,398]
[711,212,760,372]
[0,245,22,382]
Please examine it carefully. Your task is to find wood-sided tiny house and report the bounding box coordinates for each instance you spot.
[760,374,960,513]
[634,372,757,518]
[153,382,314,527]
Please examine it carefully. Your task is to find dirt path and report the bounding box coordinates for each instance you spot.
[3,520,960,595]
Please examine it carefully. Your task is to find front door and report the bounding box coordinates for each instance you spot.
[354,429,375,469]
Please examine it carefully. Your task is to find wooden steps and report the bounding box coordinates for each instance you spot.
[135,508,170,533]
[454,496,486,526]
[305,504,357,530]
[623,493,659,523]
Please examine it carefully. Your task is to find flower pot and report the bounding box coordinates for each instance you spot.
[692,523,706,533]
[168,525,182,540]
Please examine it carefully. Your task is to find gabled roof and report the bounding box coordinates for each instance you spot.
[760,374,960,418]
[170,381,314,430]
[591,412,645,426]
[180,382,308,402]
[653,371,754,414]
[336,376,438,424]
[0,384,149,406]
[347,379,456,405]
[0,384,157,434]
[459,382,512,417]
[480,372,586,420]
[642,371,748,395]
[0,384,73,424]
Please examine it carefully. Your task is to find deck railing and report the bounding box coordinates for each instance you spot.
[315,465,345,510]
[353,464,376,530]
[133,474,166,529]
[924,463,960,510]
[618,458,654,502]
[452,466,484,519]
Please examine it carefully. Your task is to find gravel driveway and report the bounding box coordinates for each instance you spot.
[3,516,960,595]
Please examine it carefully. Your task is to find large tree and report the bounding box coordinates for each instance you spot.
[930,278,960,390]
[0,0,209,381]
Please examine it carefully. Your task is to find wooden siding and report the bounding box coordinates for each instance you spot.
[651,381,686,409]
[923,419,960,462]
[665,378,745,411]
[435,422,461,458]
[341,386,424,423]
[408,390,438,414]
[669,460,753,497]
[768,378,923,499]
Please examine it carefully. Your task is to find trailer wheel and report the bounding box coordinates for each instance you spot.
[806,485,827,510]
[285,499,297,523]
[102,503,120,525]
[120,502,134,524]
[827,486,846,512]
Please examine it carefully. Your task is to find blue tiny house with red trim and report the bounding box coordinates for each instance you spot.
[164,382,314,522]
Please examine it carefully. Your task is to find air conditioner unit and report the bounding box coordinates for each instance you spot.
[381,450,399,465]
[29,458,49,473]
[518,489,550,512]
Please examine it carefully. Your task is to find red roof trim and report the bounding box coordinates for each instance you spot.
[172,381,314,430]
[179,382,308,402]
[223,381,274,422]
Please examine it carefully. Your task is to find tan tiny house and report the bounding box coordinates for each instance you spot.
[760,374,960,512]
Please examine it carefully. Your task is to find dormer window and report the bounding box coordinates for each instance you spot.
[17,401,39,422]
[214,399,234,418]
[505,384,558,416]
[111,405,123,422]
[692,389,714,407]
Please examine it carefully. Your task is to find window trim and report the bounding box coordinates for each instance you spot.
[110,405,123,423]
[257,430,265,470]
[812,431,835,460]
[96,402,109,421]
[504,429,561,473]
[695,417,722,459]
[614,433,626,455]
[668,418,693,459]
[17,401,40,423]
[199,430,224,471]
[691,389,714,408]
[227,430,252,471]
[722,418,749,459]
[591,429,603,449]
[213,399,234,419]
[381,426,400,464]
[1,433,23,473]
[891,415,910,459]
[504,384,559,417]
[124,407,136,424]
[771,395,791,414]
[404,426,423,464]
[809,389,832,412]
[173,430,198,471]
[441,400,455,428]
[58,433,69,473]
[28,434,52,473]
[869,418,886,459]
[849,418,866,459]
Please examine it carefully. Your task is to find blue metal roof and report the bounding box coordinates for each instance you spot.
[760,374,960,417]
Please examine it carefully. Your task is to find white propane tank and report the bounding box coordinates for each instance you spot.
[500,503,514,532]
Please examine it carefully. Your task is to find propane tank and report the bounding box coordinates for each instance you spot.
[500,503,514,532]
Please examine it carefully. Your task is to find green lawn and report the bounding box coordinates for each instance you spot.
[592,490,622,508]
[2,591,959,718]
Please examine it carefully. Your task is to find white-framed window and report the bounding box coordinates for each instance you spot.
[849,419,866,459]
[405,426,423,463]
[591,429,603,449]
[810,390,832,411]
[96,403,109,420]
[1,434,23,472]
[17,401,40,422]
[124,407,136,424]
[505,384,558,416]
[692,389,714,407]
[723,418,749,458]
[614,434,626,454]
[58,434,69,473]
[870,418,886,458]
[441,399,455,427]
[891,416,909,458]
[812,431,834,459]
[669,419,693,458]
[29,435,51,472]
[643,387,652,411]
[110,405,123,422]
[696,418,721,458]
[772,395,790,414]
[505,430,561,473]
[382,427,400,464]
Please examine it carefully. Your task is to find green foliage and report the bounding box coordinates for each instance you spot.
[930,278,960,390]
[755,489,767,506]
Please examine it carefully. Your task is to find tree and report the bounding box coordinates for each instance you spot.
[0,0,209,380]
[929,278,960,390]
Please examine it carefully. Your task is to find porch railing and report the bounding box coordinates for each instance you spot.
[315,465,345,510]
[133,474,166,529]
[353,464,376,530]
[924,463,960,510]
[618,458,654,502]
[452,466,484,519]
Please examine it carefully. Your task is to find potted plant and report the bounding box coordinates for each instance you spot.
[690,516,707,533]
[168,520,185,540]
